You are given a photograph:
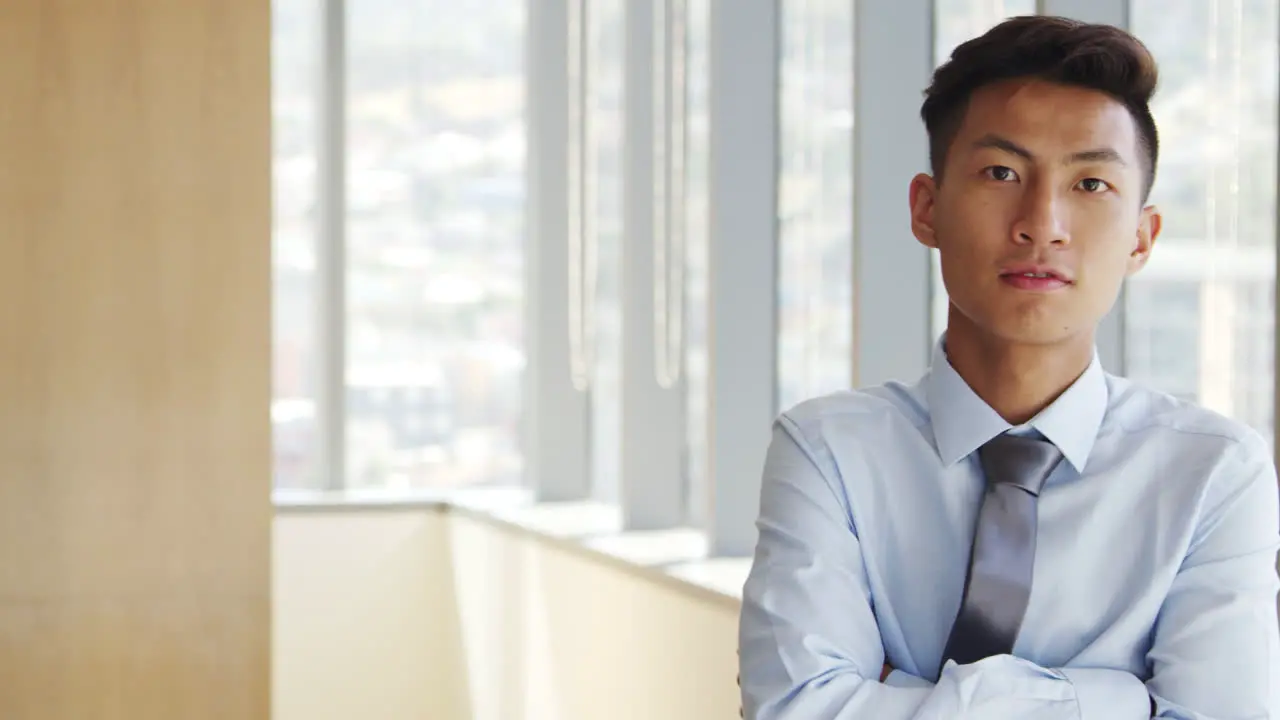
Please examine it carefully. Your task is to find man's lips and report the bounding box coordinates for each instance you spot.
[998,264,1073,291]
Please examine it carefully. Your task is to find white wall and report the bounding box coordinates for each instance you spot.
[273,509,472,720]
[274,507,741,720]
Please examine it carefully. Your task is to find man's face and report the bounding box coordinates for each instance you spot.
[910,78,1162,347]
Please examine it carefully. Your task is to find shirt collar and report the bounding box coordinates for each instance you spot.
[925,334,1108,473]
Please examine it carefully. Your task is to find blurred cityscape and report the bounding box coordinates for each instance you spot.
[272,0,525,490]
[1127,0,1276,440]
[777,0,856,412]
[272,0,1278,493]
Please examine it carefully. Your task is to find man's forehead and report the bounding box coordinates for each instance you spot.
[958,79,1140,158]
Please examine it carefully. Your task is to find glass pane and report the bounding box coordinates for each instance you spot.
[777,0,855,412]
[1129,1,1278,442]
[934,0,1035,62]
[684,0,711,526]
[272,0,320,490]
[586,0,626,502]
[930,1,1036,338]
[346,0,526,490]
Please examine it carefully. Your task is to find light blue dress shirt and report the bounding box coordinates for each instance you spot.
[739,337,1280,719]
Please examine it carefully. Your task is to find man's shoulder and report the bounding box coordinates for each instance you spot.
[777,379,927,452]
[1106,374,1271,463]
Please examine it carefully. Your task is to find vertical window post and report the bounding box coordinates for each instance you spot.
[316,0,347,492]
[525,0,591,500]
[620,0,686,529]
[852,0,933,389]
[706,0,780,557]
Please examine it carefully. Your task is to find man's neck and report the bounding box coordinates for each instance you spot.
[944,308,1095,426]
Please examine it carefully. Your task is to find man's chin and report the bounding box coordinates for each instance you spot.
[953,315,1087,349]
[986,324,1089,349]
[946,301,1094,347]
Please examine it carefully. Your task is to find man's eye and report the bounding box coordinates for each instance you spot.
[985,166,1018,182]
[1077,177,1110,193]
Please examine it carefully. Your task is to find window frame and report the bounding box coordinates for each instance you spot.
[284,0,1280,557]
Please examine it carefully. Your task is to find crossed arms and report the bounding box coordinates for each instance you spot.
[738,419,1280,719]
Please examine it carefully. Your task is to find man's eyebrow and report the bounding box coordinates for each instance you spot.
[972,134,1129,167]
[973,134,1033,160]
[1067,147,1127,166]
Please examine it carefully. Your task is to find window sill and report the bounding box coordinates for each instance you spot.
[274,487,750,609]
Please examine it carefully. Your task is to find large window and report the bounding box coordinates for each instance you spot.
[272,0,320,491]
[272,1,1280,546]
[934,0,1035,58]
[1129,0,1279,441]
[341,0,525,490]
[777,0,855,412]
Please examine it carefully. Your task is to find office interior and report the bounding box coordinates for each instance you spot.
[1,0,1277,718]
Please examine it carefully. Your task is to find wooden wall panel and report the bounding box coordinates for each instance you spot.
[0,0,270,717]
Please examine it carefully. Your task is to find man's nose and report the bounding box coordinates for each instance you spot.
[1012,185,1069,246]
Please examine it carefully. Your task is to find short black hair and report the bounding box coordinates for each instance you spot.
[922,15,1160,201]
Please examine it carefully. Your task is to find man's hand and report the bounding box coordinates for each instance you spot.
[881,663,893,682]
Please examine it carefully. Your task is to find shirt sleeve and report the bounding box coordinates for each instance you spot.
[1146,432,1280,718]
[738,415,1151,720]
[1060,668,1152,718]
[737,417,933,718]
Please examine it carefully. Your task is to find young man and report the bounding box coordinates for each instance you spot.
[738,15,1280,720]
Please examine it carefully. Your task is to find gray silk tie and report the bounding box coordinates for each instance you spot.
[941,433,1063,668]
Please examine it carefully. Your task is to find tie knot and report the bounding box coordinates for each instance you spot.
[978,433,1062,496]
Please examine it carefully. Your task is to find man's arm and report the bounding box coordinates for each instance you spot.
[738,416,1152,720]
[1145,432,1280,718]
[737,418,934,718]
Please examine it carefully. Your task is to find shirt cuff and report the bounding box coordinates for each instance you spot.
[1060,667,1150,719]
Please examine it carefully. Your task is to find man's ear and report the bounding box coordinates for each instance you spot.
[1127,205,1162,276]
[909,173,939,249]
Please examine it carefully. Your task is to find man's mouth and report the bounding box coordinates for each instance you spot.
[997,262,1074,290]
